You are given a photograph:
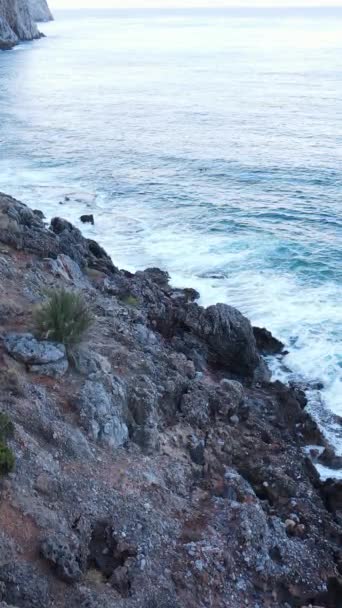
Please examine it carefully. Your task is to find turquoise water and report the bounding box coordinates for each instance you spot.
[0,8,341,454]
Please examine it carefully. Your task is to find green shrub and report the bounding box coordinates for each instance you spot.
[120,294,139,307]
[0,412,14,441]
[34,288,93,347]
[0,441,15,476]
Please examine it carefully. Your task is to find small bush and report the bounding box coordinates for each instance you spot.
[0,367,24,398]
[34,288,93,347]
[120,294,139,307]
[0,441,15,476]
[0,412,14,441]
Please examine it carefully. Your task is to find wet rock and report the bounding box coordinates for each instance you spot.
[76,380,128,448]
[318,447,342,470]
[183,303,261,378]
[80,215,94,225]
[253,327,285,355]
[320,479,342,520]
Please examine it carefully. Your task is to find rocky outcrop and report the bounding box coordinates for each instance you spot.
[0,0,51,50]
[28,0,53,22]
[0,192,341,608]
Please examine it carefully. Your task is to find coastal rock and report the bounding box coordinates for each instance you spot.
[0,193,116,275]
[28,0,53,22]
[0,193,340,608]
[183,302,261,377]
[80,214,94,225]
[253,326,285,355]
[0,0,42,50]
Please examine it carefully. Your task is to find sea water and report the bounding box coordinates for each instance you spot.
[0,7,341,458]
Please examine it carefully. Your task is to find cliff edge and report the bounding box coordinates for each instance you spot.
[29,0,53,23]
[0,0,52,50]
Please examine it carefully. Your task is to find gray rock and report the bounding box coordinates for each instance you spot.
[220,378,245,405]
[0,194,116,276]
[41,536,84,583]
[0,0,41,50]
[72,347,111,377]
[28,0,53,22]
[0,562,49,608]
[46,254,89,288]
[30,357,69,378]
[76,380,128,448]
[3,333,66,365]
[183,303,260,377]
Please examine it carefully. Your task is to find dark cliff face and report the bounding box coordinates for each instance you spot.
[0,0,52,50]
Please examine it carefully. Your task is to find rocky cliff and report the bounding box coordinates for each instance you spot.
[0,192,341,608]
[0,0,52,50]
[28,0,53,23]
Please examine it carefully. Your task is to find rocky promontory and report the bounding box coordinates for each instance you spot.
[0,192,341,608]
[0,0,52,50]
[28,0,53,23]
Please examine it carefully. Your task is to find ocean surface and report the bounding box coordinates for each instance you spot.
[0,8,341,463]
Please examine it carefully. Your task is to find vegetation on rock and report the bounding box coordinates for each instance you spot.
[34,288,93,347]
[0,412,15,476]
[0,441,15,475]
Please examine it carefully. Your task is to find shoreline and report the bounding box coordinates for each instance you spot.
[0,191,341,607]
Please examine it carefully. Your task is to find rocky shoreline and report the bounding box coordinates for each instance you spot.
[0,0,52,50]
[0,191,341,608]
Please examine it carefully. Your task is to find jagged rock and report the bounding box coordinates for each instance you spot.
[127,375,160,452]
[0,0,41,50]
[0,194,116,275]
[0,563,49,608]
[76,380,128,448]
[183,303,260,377]
[46,254,89,288]
[253,326,285,355]
[72,347,111,377]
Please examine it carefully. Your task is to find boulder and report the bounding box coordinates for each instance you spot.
[3,332,66,365]
[183,303,261,377]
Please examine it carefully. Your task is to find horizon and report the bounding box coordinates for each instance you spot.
[50,1,342,9]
